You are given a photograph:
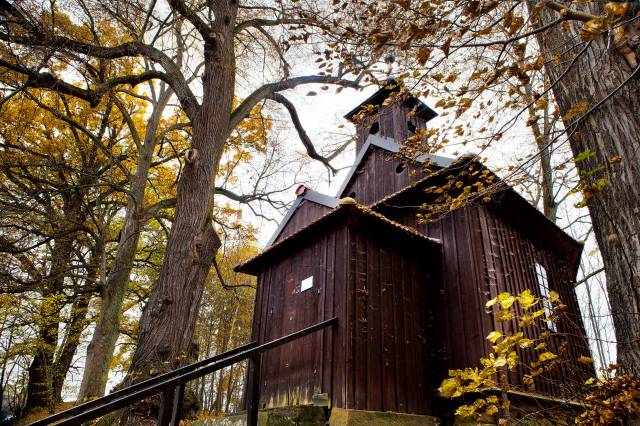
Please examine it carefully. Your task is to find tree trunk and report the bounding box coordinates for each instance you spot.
[52,292,91,403]
[224,365,236,413]
[124,1,237,393]
[77,89,171,402]
[529,2,640,375]
[25,191,84,412]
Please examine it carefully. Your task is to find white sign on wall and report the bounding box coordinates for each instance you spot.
[301,276,313,292]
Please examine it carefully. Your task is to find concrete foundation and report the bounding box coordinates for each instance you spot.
[329,408,440,426]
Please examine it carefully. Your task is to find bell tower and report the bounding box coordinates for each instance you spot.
[343,79,438,153]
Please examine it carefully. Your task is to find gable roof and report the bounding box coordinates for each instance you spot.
[335,134,453,198]
[370,158,584,278]
[264,187,339,247]
[236,202,442,275]
[343,81,438,123]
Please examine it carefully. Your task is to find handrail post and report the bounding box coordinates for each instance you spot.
[158,387,175,426]
[246,353,261,426]
[170,383,185,425]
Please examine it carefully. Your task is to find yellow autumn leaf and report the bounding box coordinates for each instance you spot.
[486,331,502,343]
[486,396,499,404]
[578,356,594,365]
[538,351,557,362]
[518,338,534,349]
[438,377,461,398]
[497,292,516,309]
[605,2,630,15]
[485,404,499,415]
[486,296,498,308]
[563,101,589,121]
[497,309,516,321]
[518,289,537,309]
[548,290,560,303]
[579,18,608,41]
[455,404,476,417]
[494,356,507,367]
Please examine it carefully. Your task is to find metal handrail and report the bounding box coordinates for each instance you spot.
[31,317,337,426]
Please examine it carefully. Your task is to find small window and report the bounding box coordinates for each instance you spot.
[534,263,557,332]
[395,163,407,174]
[407,120,416,133]
[301,276,313,292]
[368,122,379,135]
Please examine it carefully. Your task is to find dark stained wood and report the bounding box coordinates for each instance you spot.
[342,147,428,206]
[353,103,431,153]
[241,96,591,417]
[246,219,439,414]
[274,200,331,244]
[374,198,590,400]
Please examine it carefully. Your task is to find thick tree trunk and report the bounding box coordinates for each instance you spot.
[529,2,640,375]
[77,90,171,402]
[124,1,237,394]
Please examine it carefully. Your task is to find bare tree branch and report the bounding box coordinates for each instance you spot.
[0,1,200,118]
[229,75,359,130]
[166,0,211,40]
[268,92,336,174]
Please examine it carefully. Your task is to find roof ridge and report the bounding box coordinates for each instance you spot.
[334,134,453,198]
[236,202,440,274]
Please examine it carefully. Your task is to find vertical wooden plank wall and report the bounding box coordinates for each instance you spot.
[251,225,438,414]
[273,201,332,244]
[478,207,593,396]
[342,228,435,414]
[354,104,427,153]
[382,202,591,398]
[342,148,428,205]
[254,228,342,408]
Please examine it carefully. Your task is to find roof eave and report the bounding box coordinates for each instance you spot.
[236,203,441,275]
[335,134,453,198]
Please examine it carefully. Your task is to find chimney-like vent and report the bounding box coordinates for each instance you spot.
[295,185,308,196]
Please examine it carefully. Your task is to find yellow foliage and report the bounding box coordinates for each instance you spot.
[605,2,630,16]
[563,101,589,121]
[438,287,597,422]
[517,289,537,310]
[579,18,608,41]
[486,331,502,343]
[538,351,558,363]
[438,377,462,398]
[578,356,594,365]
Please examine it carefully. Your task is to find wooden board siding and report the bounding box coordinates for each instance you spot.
[479,206,593,396]
[250,224,440,414]
[273,200,332,244]
[341,147,427,206]
[354,104,428,153]
[379,202,592,398]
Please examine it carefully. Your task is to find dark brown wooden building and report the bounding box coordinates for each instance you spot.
[235,84,593,420]
[237,203,442,414]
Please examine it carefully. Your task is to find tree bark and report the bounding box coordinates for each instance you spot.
[52,291,91,403]
[77,89,171,402]
[25,186,85,412]
[528,2,640,375]
[124,1,237,393]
